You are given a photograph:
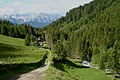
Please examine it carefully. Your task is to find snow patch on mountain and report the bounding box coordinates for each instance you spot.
[0,13,60,27]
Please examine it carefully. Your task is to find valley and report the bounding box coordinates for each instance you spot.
[0,0,120,80]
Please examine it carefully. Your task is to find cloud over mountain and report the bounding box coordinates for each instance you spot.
[0,0,92,15]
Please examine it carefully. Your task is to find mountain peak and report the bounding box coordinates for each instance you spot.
[0,13,61,28]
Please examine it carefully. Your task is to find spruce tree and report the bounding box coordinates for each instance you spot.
[25,33,30,46]
[30,35,34,46]
[14,27,20,38]
[1,26,8,35]
[0,24,1,34]
[9,26,15,37]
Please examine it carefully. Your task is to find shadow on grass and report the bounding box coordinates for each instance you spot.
[52,58,89,72]
[0,54,47,80]
[0,43,19,51]
[52,58,66,72]
[62,59,89,68]
[0,43,22,58]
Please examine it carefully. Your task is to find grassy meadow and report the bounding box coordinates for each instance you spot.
[0,35,46,64]
[0,34,119,80]
[0,34,47,79]
[45,58,120,80]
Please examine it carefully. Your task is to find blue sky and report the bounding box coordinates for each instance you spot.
[0,0,92,15]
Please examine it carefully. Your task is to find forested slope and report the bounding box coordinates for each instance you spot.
[0,20,46,46]
[0,20,42,38]
[45,0,120,71]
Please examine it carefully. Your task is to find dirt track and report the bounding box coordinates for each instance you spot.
[15,61,50,80]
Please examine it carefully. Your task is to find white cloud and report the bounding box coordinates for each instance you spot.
[0,1,24,15]
[0,0,93,15]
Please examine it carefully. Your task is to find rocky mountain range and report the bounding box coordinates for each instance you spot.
[0,13,60,28]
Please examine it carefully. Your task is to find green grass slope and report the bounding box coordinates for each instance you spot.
[0,35,47,79]
[0,35,46,64]
[45,59,120,80]
[0,35,46,80]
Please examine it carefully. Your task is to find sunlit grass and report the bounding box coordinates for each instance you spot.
[0,35,46,64]
[45,59,120,80]
[0,35,47,79]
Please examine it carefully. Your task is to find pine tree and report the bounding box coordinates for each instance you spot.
[1,26,8,35]
[30,35,34,46]
[25,33,30,46]
[0,24,1,34]
[112,40,120,73]
[9,26,15,37]
[14,27,20,38]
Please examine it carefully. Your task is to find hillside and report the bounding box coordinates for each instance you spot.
[0,34,46,64]
[0,34,48,79]
[45,0,120,71]
[0,20,45,40]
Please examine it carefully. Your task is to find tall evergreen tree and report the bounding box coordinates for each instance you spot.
[1,25,8,35]
[25,33,30,46]
[9,26,15,37]
[30,35,35,46]
[14,27,20,38]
